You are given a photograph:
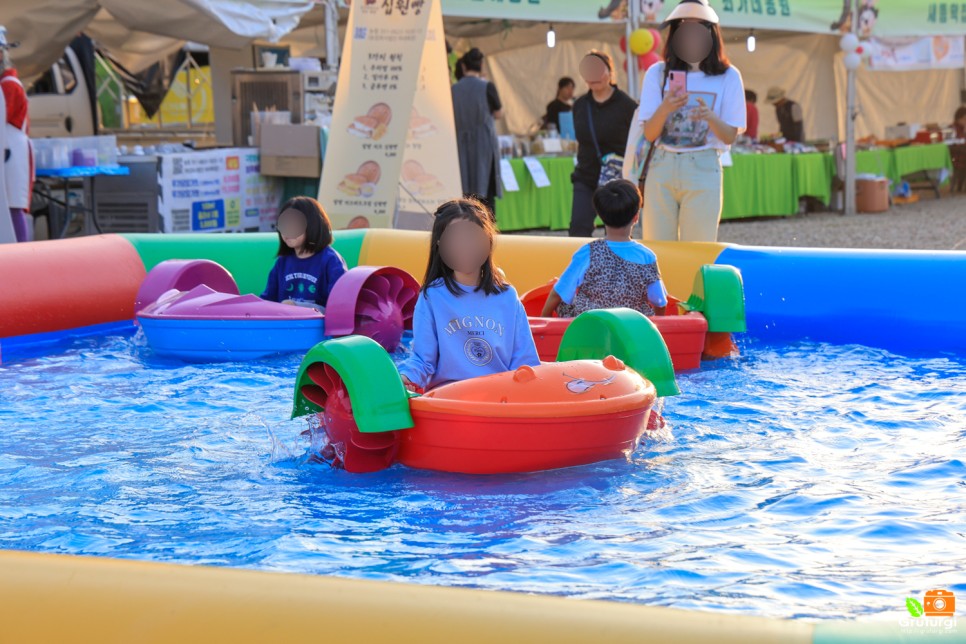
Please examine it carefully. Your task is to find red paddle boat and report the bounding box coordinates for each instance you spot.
[521,264,746,371]
[292,309,680,474]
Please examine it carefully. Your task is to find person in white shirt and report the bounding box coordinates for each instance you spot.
[637,0,745,242]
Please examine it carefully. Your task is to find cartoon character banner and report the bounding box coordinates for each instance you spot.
[438,0,966,37]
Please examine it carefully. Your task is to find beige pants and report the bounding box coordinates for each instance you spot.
[641,148,723,242]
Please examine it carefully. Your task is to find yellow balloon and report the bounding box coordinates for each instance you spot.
[629,29,655,56]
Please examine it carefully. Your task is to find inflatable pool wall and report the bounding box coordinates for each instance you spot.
[1,231,963,354]
[1,231,960,642]
[0,550,942,644]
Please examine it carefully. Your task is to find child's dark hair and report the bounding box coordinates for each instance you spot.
[462,48,485,73]
[275,196,333,257]
[593,180,642,228]
[423,197,507,298]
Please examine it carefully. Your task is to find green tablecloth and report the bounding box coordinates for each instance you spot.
[490,145,954,230]
[721,153,796,220]
[855,148,897,184]
[496,154,825,227]
[494,156,575,231]
[792,153,837,206]
[855,143,952,186]
[892,143,952,180]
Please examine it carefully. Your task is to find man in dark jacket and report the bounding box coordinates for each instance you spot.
[766,87,805,143]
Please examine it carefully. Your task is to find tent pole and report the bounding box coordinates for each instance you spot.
[626,2,638,100]
[844,0,858,216]
[325,0,341,70]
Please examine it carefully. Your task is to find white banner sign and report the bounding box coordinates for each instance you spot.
[866,36,965,71]
[158,148,282,233]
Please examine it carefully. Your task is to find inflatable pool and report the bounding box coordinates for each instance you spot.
[292,309,679,474]
[2,230,963,356]
[1,229,963,643]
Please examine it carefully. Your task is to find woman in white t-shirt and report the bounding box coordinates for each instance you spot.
[638,0,745,242]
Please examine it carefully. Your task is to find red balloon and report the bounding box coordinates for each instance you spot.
[649,28,663,53]
[638,51,662,71]
[855,45,864,54]
[619,36,627,54]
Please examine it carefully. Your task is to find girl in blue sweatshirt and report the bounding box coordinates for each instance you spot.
[399,198,540,392]
[261,196,347,311]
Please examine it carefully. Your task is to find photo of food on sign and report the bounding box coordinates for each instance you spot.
[401,160,444,198]
[408,107,437,140]
[348,103,392,140]
[338,161,381,198]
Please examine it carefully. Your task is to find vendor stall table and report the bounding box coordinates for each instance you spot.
[33,165,131,238]
[721,153,796,220]
[494,157,576,231]
[464,144,954,232]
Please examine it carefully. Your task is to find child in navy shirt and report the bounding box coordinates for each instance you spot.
[542,180,667,317]
[261,197,347,311]
[399,198,540,392]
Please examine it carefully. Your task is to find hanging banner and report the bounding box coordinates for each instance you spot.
[440,0,629,23]
[662,1,966,37]
[320,0,460,229]
[436,0,966,37]
[158,148,281,233]
[395,0,463,230]
[866,35,965,70]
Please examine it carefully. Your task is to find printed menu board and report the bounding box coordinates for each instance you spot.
[318,0,461,229]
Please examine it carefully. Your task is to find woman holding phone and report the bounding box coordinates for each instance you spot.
[638,0,745,242]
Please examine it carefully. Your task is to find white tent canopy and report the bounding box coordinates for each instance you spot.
[1,0,315,78]
[459,24,964,142]
[4,1,961,142]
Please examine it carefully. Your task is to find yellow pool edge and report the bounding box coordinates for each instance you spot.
[1,550,815,644]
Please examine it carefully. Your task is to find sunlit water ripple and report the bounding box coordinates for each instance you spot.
[0,330,963,620]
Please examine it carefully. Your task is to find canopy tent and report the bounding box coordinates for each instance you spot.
[453,22,964,142]
[0,0,315,78]
[4,0,962,145]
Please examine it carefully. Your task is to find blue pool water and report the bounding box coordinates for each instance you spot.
[1,329,963,620]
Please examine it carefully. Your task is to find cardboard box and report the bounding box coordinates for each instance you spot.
[885,123,919,140]
[260,123,321,178]
[856,178,890,213]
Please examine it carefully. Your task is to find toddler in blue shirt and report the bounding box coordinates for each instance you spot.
[543,180,667,318]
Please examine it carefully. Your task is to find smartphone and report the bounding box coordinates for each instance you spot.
[668,71,687,97]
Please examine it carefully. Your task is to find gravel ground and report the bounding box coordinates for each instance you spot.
[718,193,966,251]
[510,192,966,251]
